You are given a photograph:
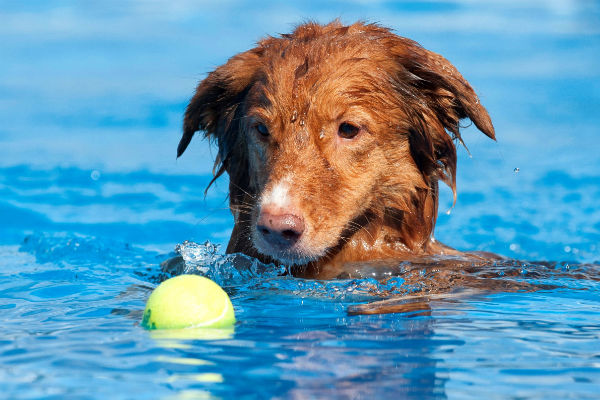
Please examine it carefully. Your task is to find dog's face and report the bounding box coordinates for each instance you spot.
[241,52,426,264]
[179,22,495,266]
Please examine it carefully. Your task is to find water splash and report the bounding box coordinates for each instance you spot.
[175,240,287,287]
[172,241,600,303]
[173,241,419,300]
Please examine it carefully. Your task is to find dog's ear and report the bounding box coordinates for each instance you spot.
[360,24,494,142]
[178,48,263,159]
[400,43,495,142]
[381,32,495,199]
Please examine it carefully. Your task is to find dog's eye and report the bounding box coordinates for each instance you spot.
[254,123,270,138]
[338,122,360,139]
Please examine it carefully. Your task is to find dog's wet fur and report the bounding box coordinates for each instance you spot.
[178,21,497,280]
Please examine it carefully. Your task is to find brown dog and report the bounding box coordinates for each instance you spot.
[178,21,496,279]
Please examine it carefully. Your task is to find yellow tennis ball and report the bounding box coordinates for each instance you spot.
[142,275,235,330]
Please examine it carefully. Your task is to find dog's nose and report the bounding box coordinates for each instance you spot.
[257,210,305,248]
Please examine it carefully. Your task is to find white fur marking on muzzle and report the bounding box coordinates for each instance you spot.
[261,177,291,209]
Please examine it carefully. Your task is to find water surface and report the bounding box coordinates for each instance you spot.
[1,1,599,399]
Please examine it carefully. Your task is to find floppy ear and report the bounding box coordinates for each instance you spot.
[178,48,263,185]
[383,34,495,200]
[400,43,495,142]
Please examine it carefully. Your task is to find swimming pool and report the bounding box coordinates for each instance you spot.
[1,1,599,398]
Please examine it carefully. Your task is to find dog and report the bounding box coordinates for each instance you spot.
[177,21,496,279]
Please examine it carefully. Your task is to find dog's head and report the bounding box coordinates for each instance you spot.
[179,21,495,265]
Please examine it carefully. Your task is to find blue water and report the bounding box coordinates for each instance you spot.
[1,1,599,398]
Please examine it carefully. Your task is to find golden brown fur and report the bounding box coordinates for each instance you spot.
[178,21,496,279]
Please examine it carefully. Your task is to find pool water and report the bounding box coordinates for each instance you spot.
[1,1,599,399]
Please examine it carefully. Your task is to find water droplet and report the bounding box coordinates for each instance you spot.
[299,119,304,127]
[90,170,101,180]
[564,245,571,253]
[290,110,297,122]
[319,129,325,140]
[513,167,520,173]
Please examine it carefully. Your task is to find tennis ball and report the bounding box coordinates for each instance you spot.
[142,275,235,330]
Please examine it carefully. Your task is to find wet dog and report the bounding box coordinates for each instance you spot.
[178,21,496,279]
